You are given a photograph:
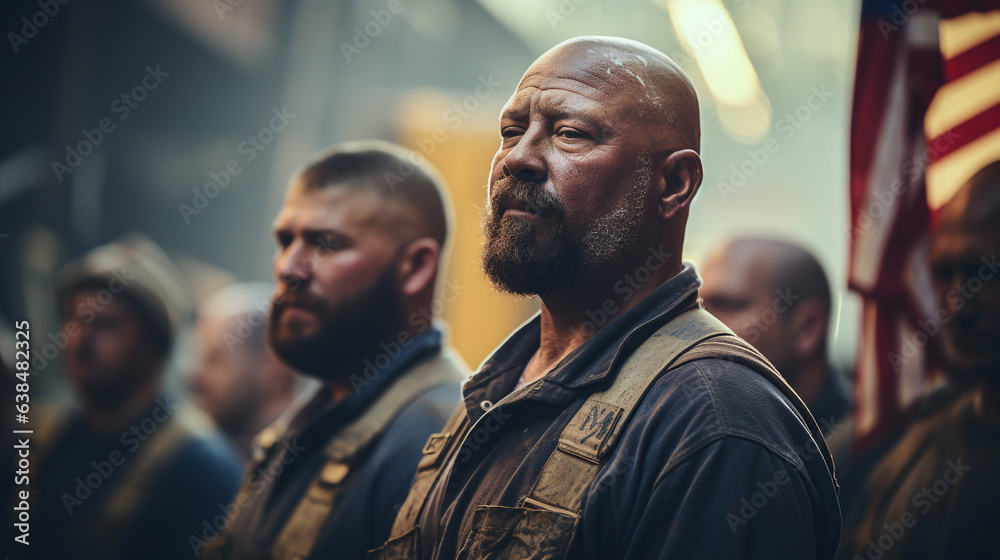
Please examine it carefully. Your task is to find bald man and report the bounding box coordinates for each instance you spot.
[372,37,839,560]
[837,162,1000,560]
[701,238,850,434]
[200,142,469,560]
[190,283,301,465]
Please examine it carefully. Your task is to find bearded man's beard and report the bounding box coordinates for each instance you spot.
[481,155,652,296]
[481,176,577,296]
[268,266,399,380]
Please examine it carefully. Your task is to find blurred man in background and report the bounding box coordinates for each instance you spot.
[201,142,467,560]
[837,161,1000,560]
[701,238,851,434]
[32,234,241,560]
[190,282,301,465]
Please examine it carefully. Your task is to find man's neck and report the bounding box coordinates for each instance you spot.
[521,260,681,385]
[791,357,829,412]
[257,392,296,433]
[323,319,431,404]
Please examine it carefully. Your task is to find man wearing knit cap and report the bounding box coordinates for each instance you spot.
[32,233,242,560]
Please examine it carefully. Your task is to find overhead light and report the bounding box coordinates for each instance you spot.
[664,0,772,141]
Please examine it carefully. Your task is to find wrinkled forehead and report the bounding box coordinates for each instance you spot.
[514,44,654,101]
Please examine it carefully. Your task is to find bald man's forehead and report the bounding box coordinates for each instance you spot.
[518,39,699,149]
[502,58,657,137]
[520,47,654,96]
[933,204,1000,258]
[502,77,612,126]
[514,72,617,102]
[711,244,777,291]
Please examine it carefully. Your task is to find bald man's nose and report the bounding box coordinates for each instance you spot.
[502,129,546,182]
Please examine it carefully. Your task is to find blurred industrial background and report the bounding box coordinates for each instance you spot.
[1,0,862,399]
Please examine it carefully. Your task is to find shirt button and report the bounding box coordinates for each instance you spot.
[480,400,493,411]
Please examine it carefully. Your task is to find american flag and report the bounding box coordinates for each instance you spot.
[849,0,1000,452]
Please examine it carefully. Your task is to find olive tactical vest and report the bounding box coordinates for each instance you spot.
[202,349,467,560]
[370,309,836,560]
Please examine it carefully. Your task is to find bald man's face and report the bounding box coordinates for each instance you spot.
[190,313,266,433]
[931,200,1000,381]
[482,47,659,295]
[700,248,798,375]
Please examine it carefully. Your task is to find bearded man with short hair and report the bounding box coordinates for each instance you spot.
[202,141,468,560]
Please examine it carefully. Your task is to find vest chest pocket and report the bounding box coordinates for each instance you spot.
[456,505,579,560]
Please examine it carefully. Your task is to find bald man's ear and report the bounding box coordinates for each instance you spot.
[655,149,703,222]
[791,298,828,360]
[397,238,441,298]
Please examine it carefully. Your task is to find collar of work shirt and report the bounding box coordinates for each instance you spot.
[461,263,703,425]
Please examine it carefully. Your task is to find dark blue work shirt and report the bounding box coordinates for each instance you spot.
[415,264,841,559]
[220,328,463,560]
[31,398,242,560]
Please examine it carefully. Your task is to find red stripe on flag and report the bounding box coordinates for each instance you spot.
[854,301,905,452]
[928,99,1000,159]
[849,3,945,452]
[848,24,904,285]
[945,32,1000,80]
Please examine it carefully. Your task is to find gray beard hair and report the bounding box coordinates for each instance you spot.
[580,154,653,269]
[480,153,654,296]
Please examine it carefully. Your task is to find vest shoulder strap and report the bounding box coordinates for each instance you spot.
[270,349,467,560]
[526,310,838,518]
[524,308,732,515]
[382,308,728,541]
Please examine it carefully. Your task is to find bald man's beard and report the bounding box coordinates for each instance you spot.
[482,158,651,296]
[268,267,400,381]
